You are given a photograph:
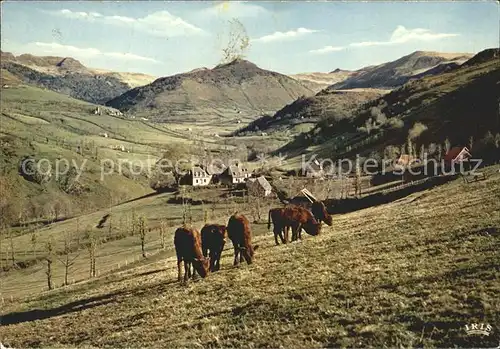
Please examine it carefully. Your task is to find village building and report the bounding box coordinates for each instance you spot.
[444,146,472,171]
[191,166,212,186]
[92,106,123,117]
[444,146,471,164]
[220,163,250,185]
[246,176,273,197]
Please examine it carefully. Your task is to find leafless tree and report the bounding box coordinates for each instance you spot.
[85,230,98,278]
[7,227,15,268]
[45,240,54,290]
[31,229,38,260]
[248,185,262,222]
[180,186,193,226]
[137,216,147,258]
[130,209,137,236]
[444,138,451,153]
[437,144,443,161]
[354,157,362,198]
[57,231,80,286]
[159,220,168,250]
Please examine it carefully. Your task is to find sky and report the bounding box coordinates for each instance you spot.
[1,1,498,77]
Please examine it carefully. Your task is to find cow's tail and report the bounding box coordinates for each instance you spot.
[267,209,272,230]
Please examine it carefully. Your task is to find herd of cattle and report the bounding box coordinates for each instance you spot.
[174,202,333,282]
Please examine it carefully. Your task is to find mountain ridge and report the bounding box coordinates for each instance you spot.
[106,58,314,122]
[1,51,156,104]
[279,48,500,165]
[330,50,473,90]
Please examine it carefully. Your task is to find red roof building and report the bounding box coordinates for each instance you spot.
[444,147,471,164]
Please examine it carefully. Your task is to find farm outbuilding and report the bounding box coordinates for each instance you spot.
[246,176,273,197]
[444,146,472,172]
[444,147,471,165]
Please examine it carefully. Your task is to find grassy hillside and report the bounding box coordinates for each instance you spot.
[1,167,498,348]
[280,49,500,165]
[106,59,314,123]
[235,88,388,137]
[0,84,226,226]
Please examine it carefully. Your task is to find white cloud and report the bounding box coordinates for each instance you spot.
[350,25,458,47]
[53,9,204,37]
[310,25,459,54]
[309,45,344,54]
[201,2,268,18]
[58,9,102,21]
[253,28,319,43]
[33,42,159,63]
[390,25,459,43]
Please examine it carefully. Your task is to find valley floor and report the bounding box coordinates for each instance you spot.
[1,168,499,348]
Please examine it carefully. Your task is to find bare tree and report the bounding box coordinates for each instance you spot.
[8,227,15,268]
[180,186,193,226]
[0,227,4,271]
[57,231,80,286]
[45,240,54,290]
[159,220,168,250]
[468,136,474,151]
[130,209,137,236]
[31,229,38,260]
[137,216,147,258]
[419,144,426,161]
[210,201,217,222]
[444,138,451,153]
[354,157,362,198]
[85,230,98,278]
[248,184,262,222]
[437,144,443,161]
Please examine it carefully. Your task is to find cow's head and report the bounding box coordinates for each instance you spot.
[193,257,210,278]
[312,202,333,226]
[303,222,322,236]
[239,245,259,264]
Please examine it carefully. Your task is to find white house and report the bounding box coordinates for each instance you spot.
[191,166,212,186]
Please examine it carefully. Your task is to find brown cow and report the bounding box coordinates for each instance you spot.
[201,224,227,272]
[268,205,321,244]
[268,207,286,245]
[311,201,333,226]
[227,213,259,265]
[174,227,210,282]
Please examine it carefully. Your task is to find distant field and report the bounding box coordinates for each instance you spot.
[1,166,498,348]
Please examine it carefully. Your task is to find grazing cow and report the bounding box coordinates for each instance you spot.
[201,224,227,272]
[268,205,321,244]
[174,227,210,282]
[227,213,259,265]
[311,201,333,226]
[268,208,286,245]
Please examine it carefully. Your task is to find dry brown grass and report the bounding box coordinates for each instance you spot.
[1,168,499,348]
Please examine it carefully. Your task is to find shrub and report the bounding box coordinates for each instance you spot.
[386,118,404,129]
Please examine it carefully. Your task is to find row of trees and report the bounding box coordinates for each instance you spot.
[383,131,500,163]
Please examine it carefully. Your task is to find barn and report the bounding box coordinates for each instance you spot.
[444,146,472,172]
[246,176,273,197]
